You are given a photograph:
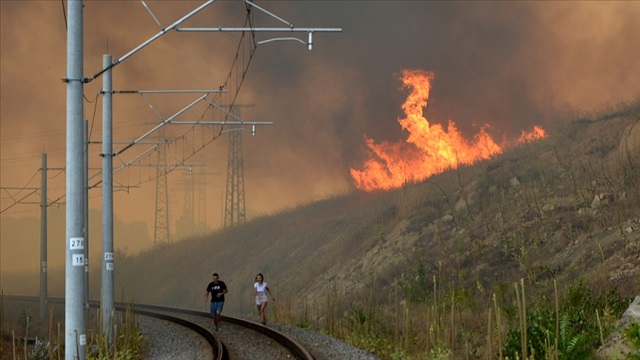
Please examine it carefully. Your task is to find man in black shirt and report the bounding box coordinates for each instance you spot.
[205,272,228,331]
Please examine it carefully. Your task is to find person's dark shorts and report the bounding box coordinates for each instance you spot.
[210,301,224,315]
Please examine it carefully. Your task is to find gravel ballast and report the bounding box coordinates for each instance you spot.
[141,314,380,360]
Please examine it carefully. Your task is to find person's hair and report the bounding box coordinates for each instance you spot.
[255,273,264,282]
[212,273,219,277]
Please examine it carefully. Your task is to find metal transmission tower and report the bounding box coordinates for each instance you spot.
[224,120,246,228]
[170,109,272,228]
[154,146,170,246]
[186,166,211,232]
[182,170,195,234]
[175,166,210,238]
[177,167,196,239]
[197,167,208,229]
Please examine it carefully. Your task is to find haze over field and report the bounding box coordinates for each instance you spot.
[2,1,640,276]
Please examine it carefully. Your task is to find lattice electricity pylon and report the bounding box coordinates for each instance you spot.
[224,123,246,228]
[197,166,208,228]
[174,165,213,238]
[176,168,196,239]
[182,170,195,233]
[153,145,170,246]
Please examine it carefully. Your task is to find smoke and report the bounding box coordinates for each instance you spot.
[0,208,151,274]
[2,1,640,257]
[239,1,640,205]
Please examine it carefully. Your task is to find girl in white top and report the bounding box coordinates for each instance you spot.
[253,273,275,325]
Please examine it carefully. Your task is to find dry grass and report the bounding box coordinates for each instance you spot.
[119,99,640,359]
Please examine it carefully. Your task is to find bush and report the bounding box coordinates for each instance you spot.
[502,279,630,359]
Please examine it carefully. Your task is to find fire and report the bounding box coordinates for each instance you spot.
[350,69,546,191]
[518,126,547,143]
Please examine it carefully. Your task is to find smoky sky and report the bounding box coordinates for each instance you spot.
[2,1,640,243]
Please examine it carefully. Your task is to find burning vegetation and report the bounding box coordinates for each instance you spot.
[351,69,547,191]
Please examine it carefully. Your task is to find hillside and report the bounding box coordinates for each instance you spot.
[112,102,639,306]
[5,100,640,358]
[114,101,640,353]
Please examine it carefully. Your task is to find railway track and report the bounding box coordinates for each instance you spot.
[2,295,314,360]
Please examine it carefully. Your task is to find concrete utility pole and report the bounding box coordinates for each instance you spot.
[64,0,87,358]
[83,119,90,321]
[40,153,47,320]
[86,2,218,349]
[3,154,54,321]
[101,54,115,345]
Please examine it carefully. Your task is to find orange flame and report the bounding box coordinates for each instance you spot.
[351,69,545,191]
[518,126,547,143]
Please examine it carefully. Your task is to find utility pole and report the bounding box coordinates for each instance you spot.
[2,156,64,322]
[101,54,115,345]
[39,153,47,320]
[64,1,87,358]
[83,119,90,321]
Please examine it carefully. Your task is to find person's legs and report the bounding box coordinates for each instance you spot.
[259,302,268,323]
[210,302,217,329]
[212,302,224,330]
